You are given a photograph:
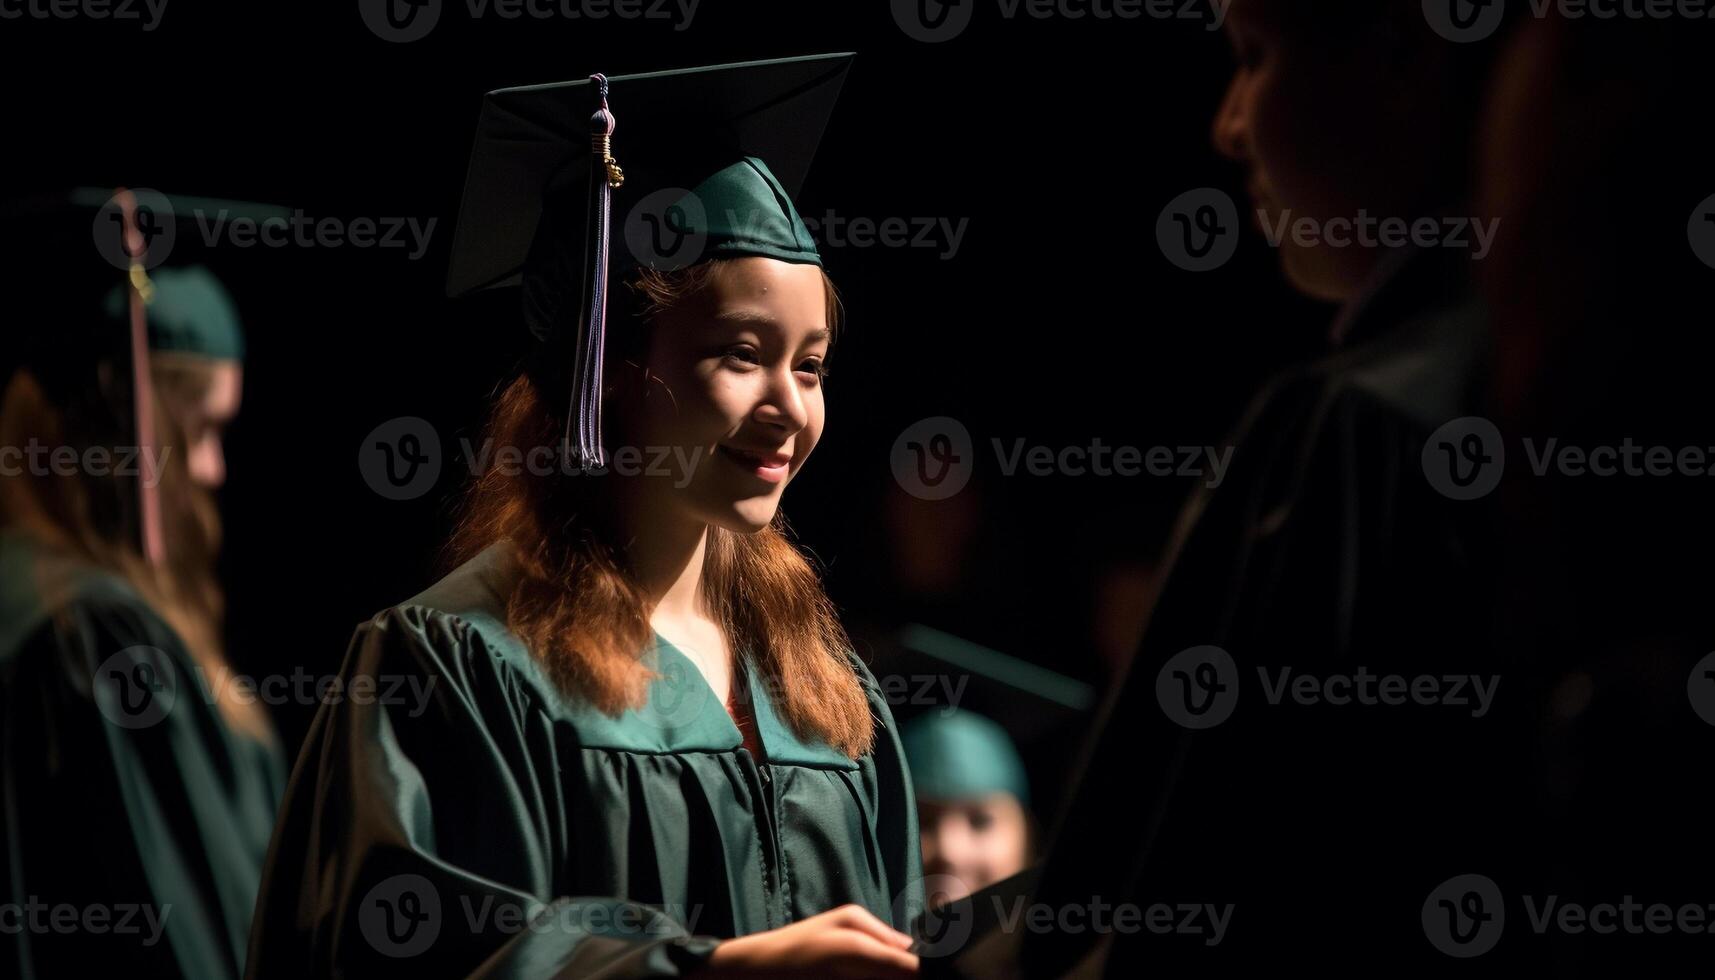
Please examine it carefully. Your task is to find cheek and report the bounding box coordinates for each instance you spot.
[798,393,826,458]
[636,360,744,445]
[1249,62,1319,183]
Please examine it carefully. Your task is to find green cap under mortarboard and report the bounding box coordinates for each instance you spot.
[104,265,246,361]
[446,53,853,471]
[902,709,1033,806]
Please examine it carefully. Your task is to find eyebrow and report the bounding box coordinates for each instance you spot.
[712,309,830,342]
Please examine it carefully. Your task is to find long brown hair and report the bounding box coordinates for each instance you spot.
[0,353,271,741]
[447,260,875,758]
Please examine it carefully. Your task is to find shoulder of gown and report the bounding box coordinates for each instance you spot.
[0,531,283,980]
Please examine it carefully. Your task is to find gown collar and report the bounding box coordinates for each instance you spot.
[650,631,858,771]
[430,542,860,769]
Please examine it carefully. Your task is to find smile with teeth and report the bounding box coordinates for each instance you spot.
[718,445,792,483]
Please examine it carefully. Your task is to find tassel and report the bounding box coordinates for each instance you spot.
[114,188,165,567]
[567,73,625,472]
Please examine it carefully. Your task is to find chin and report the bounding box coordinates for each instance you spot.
[705,498,781,534]
[1281,248,1359,304]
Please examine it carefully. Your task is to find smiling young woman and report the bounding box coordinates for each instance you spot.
[245,57,925,980]
[442,257,874,755]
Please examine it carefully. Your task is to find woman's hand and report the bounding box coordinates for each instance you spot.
[696,904,919,979]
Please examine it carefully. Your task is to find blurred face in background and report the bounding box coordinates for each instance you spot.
[1212,0,1478,302]
[919,793,1031,904]
[155,356,243,491]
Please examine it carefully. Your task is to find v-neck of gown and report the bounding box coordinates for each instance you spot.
[650,629,766,762]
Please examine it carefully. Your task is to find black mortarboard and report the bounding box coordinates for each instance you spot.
[446,53,854,471]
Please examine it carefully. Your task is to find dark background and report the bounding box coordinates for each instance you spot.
[2,0,1328,818]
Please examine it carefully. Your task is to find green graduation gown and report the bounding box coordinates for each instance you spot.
[244,542,923,978]
[0,529,286,979]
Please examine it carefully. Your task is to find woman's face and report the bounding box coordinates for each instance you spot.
[1213,0,1460,301]
[631,257,831,533]
[160,359,242,491]
[919,794,1032,903]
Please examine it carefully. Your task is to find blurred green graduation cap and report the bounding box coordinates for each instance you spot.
[903,709,1033,805]
[446,53,854,471]
[884,623,1097,806]
[3,187,281,369]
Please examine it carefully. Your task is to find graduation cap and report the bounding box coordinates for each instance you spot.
[2,188,283,564]
[902,709,1032,805]
[446,52,854,471]
[102,266,246,362]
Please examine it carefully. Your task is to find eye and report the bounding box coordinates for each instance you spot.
[721,344,761,368]
[968,809,995,832]
[1229,27,1266,70]
[797,357,828,383]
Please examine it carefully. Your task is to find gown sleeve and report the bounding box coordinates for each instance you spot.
[848,651,924,933]
[243,605,722,979]
[1,587,284,980]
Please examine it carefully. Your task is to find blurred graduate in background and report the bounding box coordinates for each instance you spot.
[1475,11,1715,975]
[0,189,285,979]
[890,625,1094,908]
[1010,1,1538,973]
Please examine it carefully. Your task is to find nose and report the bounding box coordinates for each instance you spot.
[751,363,810,435]
[1211,71,1251,163]
[920,814,974,881]
[189,438,227,490]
